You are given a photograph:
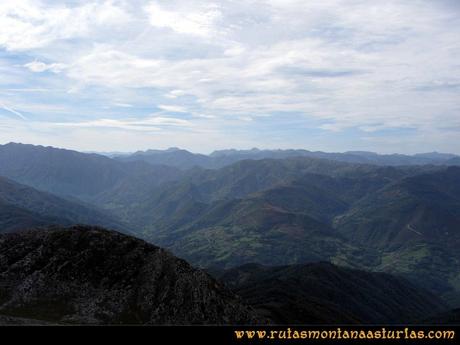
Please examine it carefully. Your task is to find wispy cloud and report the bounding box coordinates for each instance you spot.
[0,1,131,51]
[158,104,187,113]
[113,102,134,108]
[144,1,222,37]
[24,61,66,73]
[0,0,459,153]
[53,116,193,132]
[0,102,27,120]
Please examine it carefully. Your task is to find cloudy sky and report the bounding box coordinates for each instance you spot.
[0,0,459,153]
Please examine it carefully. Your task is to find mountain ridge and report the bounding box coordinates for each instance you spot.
[0,226,260,325]
[0,176,128,234]
[0,142,181,201]
[115,146,460,169]
[1,142,460,312]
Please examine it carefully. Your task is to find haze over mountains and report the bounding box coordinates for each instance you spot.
[115,146,460,170]
[0,176,127,234]
[0,143,181,201]
[0,142,459,324]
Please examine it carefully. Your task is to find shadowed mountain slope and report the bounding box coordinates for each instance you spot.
[422,308,460,324]
[0,226,260,325]
[0,143,181,200]
[334,167,460,305]
[0,177,127,234]
[214,263,446,324]
[335,167,460,249]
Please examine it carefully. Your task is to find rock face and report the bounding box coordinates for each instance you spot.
[0,226,258,325]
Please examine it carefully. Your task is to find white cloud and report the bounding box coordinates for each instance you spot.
[113,102,134,108]
[0,0,459,152]
[144,1,222,37]
[223,45,245,57]
[24,60,66,73]
[0,1,131,51]
[53,116,193,132]
[165,89,186,99]
[158,104,187,113]
[3,88,53,93]
[66,48,162,87]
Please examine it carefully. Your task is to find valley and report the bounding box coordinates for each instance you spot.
[0,142,459,324]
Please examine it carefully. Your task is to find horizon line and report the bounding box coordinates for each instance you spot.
[1,141,459,158]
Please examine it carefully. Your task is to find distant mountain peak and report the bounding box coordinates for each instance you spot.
[345,151,378,156]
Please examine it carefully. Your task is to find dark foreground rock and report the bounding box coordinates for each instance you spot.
[214,262,447,324]
[422,308,460,324]
[0,225,259,325]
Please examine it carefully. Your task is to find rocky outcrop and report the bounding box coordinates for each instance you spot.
[0,225,259,324]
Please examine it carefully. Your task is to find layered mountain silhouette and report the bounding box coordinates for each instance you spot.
[117,147,212,170]
[446,157,460,165]
[0,142,459,324]
[114,146,460,169]
[0,176,127,233]
[333,167,460,305]
[335,166,460,248]
[0,143,181,201]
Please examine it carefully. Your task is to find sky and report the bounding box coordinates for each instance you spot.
[0,0,459,154]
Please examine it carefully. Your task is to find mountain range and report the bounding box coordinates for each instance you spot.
[115,146,460,170]
[0,143,181,201]
[0,142,459,324]
[0,176,127,234]
[0,226,447,325]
